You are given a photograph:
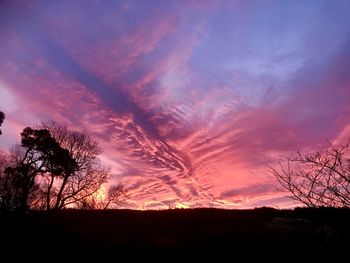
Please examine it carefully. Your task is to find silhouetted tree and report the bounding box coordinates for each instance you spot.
[0,151,13,210]
[104,183,128,208]
[39,121,115,209]
[0,111,5,135]
[0,121,127,211]
[0,128,76,212]
[270,141,350,207]
[77,183,128,209]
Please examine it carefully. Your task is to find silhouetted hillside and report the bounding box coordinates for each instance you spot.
[1,207,349,261]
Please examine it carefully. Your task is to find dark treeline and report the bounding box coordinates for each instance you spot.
[0,207,349,261]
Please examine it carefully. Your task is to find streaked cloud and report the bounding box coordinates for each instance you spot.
[1,0,349,209]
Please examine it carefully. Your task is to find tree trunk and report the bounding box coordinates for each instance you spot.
[46,175,55,210]
[54,175,69,209]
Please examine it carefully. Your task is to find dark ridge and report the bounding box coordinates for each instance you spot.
[1,207,349,261]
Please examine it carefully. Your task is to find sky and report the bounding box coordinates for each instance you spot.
[1,0,350,209]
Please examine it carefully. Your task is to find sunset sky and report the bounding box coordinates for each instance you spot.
[1,0,350,209]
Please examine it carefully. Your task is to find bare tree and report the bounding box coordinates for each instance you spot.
[0,151,13,210]
[104,183,129,209]
[77,183,128,210]
[270,141,350,207]
[0,151,8,175]
[39,121,112,209]
[0,121,127,211]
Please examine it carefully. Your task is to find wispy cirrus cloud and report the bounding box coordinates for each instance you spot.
[1,0,350,209]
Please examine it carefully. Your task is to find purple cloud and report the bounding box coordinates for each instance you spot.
[1,0,350,209]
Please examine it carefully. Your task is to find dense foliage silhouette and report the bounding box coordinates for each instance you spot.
[0,121,127,212]
[0,127,76,212]
[0,111,4,135]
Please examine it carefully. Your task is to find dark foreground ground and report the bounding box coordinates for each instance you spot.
[1,207,349,261]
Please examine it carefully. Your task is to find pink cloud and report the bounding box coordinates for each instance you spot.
[1,0,350,209]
